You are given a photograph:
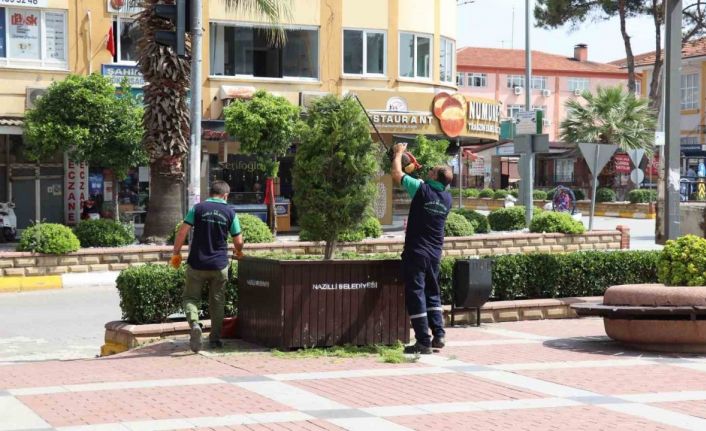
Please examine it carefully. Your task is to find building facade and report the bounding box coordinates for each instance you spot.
[0,0,502,230]
[456,44,630,191]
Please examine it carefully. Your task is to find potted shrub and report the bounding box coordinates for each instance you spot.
[237,95,409,349]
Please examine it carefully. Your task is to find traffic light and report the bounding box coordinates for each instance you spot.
[154,0,190,57]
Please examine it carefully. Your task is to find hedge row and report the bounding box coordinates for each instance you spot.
[116,250,659,324]
[451,188,587,201]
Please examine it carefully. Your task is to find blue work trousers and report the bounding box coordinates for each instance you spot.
[402,254,445,347]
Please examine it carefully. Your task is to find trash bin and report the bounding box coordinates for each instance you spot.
[451,258,493,326]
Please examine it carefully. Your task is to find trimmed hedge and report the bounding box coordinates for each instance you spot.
[573,189,586,200]
[300,215,382,242]
[529,211,585,234]
[439,250,659,303]
[658,235,706,286]
[116,262,238,324]
[596,188,617,203]
[533,190,548,200]
[73,219,135,247]
[463,188,480,198]
[452,208,490,234]
[238,214,274,243]
[445,212,474,237]
[479,188,494,198]
[493,190,509,199]
[628,189,657,204]
[488,206,540,231]
[509,190,519,198]
[17,223,81,254]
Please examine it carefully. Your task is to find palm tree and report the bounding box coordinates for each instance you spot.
[561,86,657,151]
[137,0,289,241]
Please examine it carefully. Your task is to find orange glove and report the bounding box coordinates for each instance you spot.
[170,254,182,269]
[235,250,245,260]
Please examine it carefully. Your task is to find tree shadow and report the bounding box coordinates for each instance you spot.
[542,336,706,360]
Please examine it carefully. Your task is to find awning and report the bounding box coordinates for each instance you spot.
[0,116,23,135]
[218,85,257,100]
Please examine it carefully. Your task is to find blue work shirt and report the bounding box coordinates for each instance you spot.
[401,175,452,262]
[183,198,241,270]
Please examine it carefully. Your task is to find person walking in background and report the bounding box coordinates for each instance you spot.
[390,142,453,354]
[171,180,244,353]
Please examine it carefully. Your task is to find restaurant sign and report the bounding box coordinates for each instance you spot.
[101,64,144,87]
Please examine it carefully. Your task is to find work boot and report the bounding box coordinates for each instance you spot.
[404,342,432,355]
[209,339,224,349]
[432,336,446,349]
[189,322,202,353]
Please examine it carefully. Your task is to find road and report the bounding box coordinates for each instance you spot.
[0,285,120,362]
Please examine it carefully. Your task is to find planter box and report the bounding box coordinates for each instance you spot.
[238,257,409,349]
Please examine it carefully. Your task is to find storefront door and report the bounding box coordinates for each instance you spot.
[12,178,35,229]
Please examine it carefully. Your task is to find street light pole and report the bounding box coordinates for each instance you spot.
[664,0,682,240]
[188,0,203,209]
[520,0,534,227]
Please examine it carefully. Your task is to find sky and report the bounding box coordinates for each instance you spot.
[457,0,658,63]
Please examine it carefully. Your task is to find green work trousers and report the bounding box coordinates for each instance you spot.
[183,265,228,342]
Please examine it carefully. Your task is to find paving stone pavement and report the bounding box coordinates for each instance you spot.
[3,317,706,431]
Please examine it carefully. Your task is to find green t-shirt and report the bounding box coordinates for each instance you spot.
[184,198,241,236]
[401,175,446,199]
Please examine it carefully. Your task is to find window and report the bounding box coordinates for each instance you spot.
[113,17,141,63]
[531,76,548,90]
[681,73,699,110]
[506,104,523,119]
[506,75,525,89]
[531,105,546,114]
[634,80,642,97]
[456,72,465,86]
[0,7,67,69]
[681,136,700,148]
[555,159,575,183]
[343,29,385,75]
[210,23,319,79]
[467,73,487,88]
[399,32,431,79]
[568,77,590,92]
[440,37,454,83]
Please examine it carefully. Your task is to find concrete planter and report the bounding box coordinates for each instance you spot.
[574,284,706,353]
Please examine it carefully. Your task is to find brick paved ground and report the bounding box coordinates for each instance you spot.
[4,317,706,431]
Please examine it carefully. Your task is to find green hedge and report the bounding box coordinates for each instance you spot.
[479,188,494,198]
[445,212,474,237]
[452,208,489,234]
[116,263,238,324]
[463,188,480,198]
[488,206,538,231]
[439,250,659,302]
[17,223,81,254]
[529,212,585,234]
[573,189,586,200]
[658,235,706,286]
[73,219,135,247]
[301,215,382,242]
[628,189,657,204]
[596,188,617,203]
[510,190,519,198]
[533,190,548,200]
[493,190,509,199]
[239,214,274,243]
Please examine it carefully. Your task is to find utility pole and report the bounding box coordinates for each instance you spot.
[664,0,682,240]
[188,0,203,208]
[520,0,534,227]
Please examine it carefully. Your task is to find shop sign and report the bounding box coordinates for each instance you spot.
[647,154,659,176]
[0,0,47,8]
[107,0,142,14]
[8,9,40,59]
[467,99,502,135]
[470,159,485,176]
[102,64,144,87]
[64,157,88,226]
[614,153,631,174]
[368,111,435,129]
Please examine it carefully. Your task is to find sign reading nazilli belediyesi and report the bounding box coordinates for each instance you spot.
[313,282,379,290]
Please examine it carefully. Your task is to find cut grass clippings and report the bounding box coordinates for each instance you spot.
[271,341,417,364]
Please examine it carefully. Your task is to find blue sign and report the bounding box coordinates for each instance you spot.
[101,64,144,87]
[0,9,5,59]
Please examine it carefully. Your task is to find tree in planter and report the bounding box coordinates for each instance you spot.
[293,95,379,259]
[224,91,302,235]
[136,0,290,241]
[23,74,146,221]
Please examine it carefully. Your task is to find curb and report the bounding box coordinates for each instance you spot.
[0,271,120,293]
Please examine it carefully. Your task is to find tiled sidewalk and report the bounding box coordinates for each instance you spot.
[3,318,706,430]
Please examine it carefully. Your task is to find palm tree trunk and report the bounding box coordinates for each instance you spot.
[649,0,663,112]
[619,0,636,93]
[142,161,184,242]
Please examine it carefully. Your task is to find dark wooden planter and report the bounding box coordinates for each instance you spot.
[238,257,410,349]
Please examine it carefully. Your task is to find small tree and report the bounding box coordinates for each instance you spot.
[23,74,146,220]
[293,95,379,259]
[224,90,302,234]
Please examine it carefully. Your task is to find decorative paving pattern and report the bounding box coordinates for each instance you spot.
[3,317,706,431]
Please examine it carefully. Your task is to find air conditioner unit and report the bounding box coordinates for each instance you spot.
[542,89,551,97]
[573,89,582,97]
[26,87,47,109]
[513,86,523,96]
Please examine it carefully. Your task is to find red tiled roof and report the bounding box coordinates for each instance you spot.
[611,37,706,68]
[457,47,626,75]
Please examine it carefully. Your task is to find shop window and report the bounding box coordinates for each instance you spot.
[467,73,487,88]
[681,73,699,110]
[113,17,141,63]
[0,7,67,69]
[506,75,524,89]
[440,37,454,83]
[568,77,589,92]
[681,136,699,148]
[456,72,465,86]
[210,23,319,79]
[399,32,431,79]
[531,76,548,90]
[343,29,385,75]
